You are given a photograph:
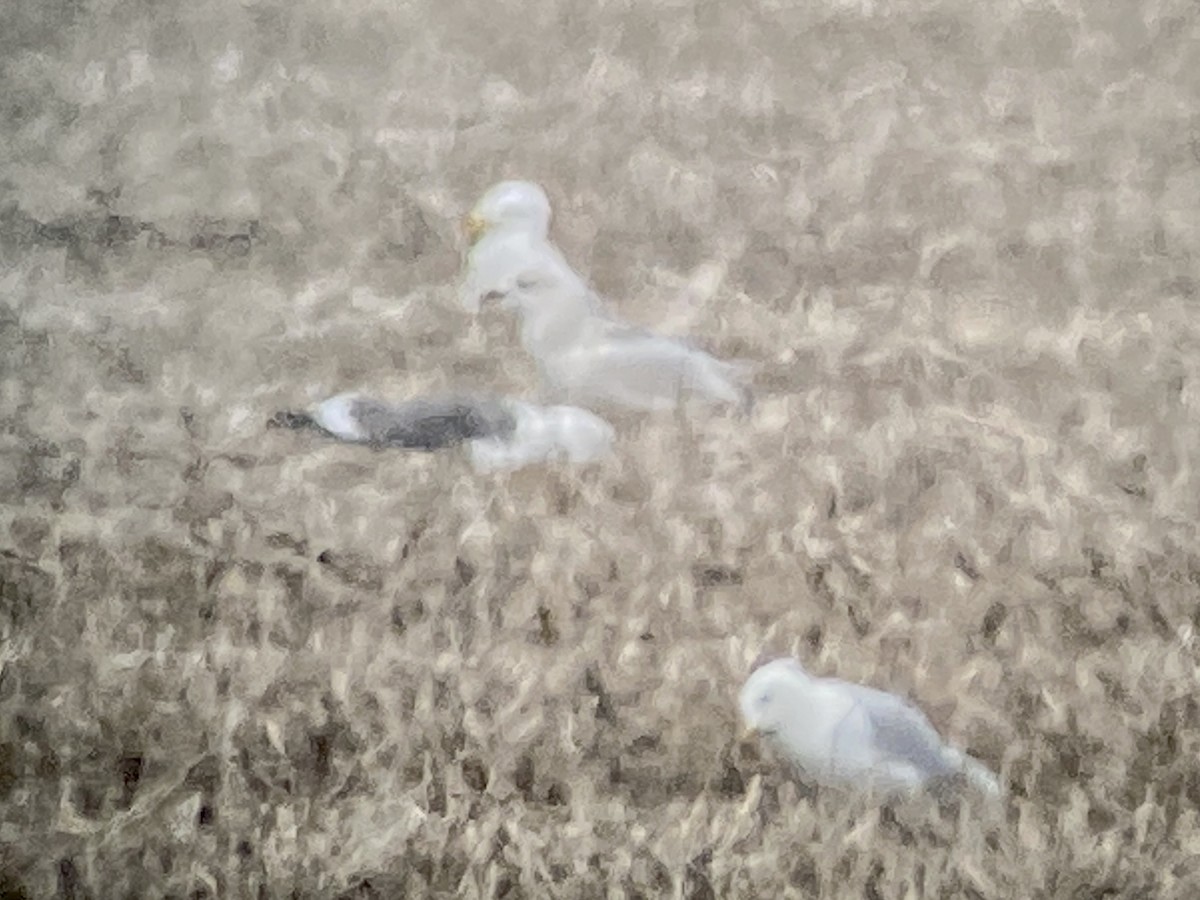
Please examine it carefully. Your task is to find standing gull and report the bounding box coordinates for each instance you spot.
[269,392,614,473]
[739,656,1000,797]
[460,180,751,413]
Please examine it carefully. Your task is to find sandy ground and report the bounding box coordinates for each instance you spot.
[2,0,1200,896]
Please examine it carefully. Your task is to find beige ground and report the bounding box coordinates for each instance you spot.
[2,0,1200,896]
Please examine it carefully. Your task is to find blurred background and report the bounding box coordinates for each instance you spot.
[2,0,1199,896]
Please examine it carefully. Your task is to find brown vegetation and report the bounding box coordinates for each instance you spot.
[2,0,1199,896]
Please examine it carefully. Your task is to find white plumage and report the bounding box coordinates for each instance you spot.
[459,180,751,413]
[468,399,617,471]
[501,271,751,412]
[740,657,1000,797]
[458,181,600,314]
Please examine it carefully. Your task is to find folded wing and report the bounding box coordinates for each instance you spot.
[543,327,751,412]
[270,393,514,450]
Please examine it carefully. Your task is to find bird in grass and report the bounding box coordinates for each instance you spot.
[459,180,752,413]
[269,392,613,473]
[739,656,1001,798]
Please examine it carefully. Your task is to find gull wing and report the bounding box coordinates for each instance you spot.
[835,681,958,780]
[547,328,749,411]
[272,394,514,451]
[346,396,515,449]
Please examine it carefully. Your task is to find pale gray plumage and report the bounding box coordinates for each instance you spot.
[459,180,751,413]
[740,657,1000,797]
[500,270,752,413]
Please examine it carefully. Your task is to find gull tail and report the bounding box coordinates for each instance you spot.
[945,748,1002,797]
[267,409,323,433]
[962,756,1002,797]
[702,356,756,414]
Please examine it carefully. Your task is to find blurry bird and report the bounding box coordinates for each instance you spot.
[458,180,600,314]
[459,180,752,413]
[269,392,613,473]
[739,656,1000,798]
[499,270,752,413]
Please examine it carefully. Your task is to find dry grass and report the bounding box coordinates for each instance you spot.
[2,0,1200,896]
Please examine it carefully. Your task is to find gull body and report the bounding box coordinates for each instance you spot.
[501,271,751,413]
[270,392,613,473]
[740,657,1000,797]
[468,399,616,471]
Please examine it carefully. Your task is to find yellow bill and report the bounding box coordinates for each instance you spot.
[463,212,487,246]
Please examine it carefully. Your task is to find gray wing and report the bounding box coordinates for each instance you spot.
[837,681,957,778]
[349,396,515,449]
[270,395,516,451]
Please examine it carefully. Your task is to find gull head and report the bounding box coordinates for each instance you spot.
[465,180,552,246]
[739,656,812,740]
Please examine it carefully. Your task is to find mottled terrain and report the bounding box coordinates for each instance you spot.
[2,0,1199,896]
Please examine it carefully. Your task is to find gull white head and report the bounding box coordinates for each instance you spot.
[464,180,552,246]
[739,657,814,739]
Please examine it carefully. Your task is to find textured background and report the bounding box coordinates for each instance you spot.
[2,0,1199,896]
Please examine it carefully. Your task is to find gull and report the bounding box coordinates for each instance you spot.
[268,392,613,472]
[459,180,752,413]
[458,180,600,314]
[740,656,1001,798]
